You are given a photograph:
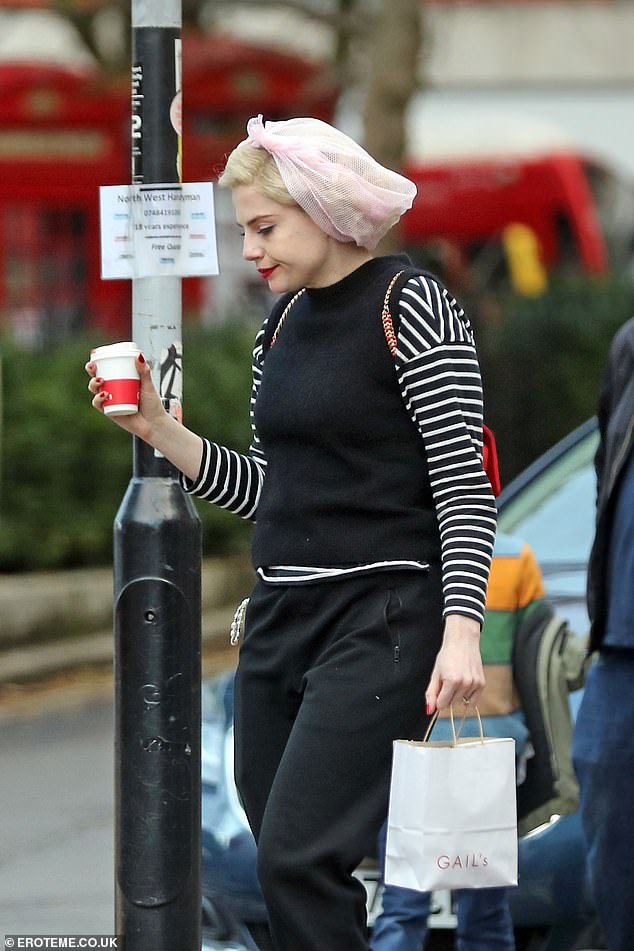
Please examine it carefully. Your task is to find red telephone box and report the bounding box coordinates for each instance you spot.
[0,36,337,345]
[0,61,129,345]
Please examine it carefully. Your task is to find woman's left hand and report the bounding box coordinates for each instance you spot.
[425,614,486,713]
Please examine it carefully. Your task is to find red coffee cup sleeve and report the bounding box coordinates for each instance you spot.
[106,378,140,407]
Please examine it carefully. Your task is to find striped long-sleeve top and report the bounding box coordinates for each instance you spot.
[182,261,497,625]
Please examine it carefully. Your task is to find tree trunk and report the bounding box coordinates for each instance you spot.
[362,0,422,252]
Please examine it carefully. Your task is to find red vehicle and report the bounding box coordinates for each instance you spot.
[400,112,634,296]
[404,152,608,280]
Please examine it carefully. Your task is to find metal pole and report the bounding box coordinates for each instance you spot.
[114,2,201,949]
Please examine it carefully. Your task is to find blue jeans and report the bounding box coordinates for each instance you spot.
[370,820,515,951]
[573,651,634,951]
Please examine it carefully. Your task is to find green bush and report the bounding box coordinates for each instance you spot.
[0,320,256,571]
[478,273,634,483]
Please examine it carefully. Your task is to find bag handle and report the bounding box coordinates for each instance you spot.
[423,704,485,746]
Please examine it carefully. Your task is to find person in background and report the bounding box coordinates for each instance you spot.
[573,317,634,951]
[87,115,497,951]
[371,531,545,951]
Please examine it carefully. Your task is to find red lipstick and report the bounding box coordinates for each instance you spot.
[258,266,278,280]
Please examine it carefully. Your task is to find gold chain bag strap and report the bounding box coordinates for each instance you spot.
[275,270,403,355]
[381,269,406,356]
[270,287,306,347]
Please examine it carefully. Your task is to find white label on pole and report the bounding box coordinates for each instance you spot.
[99,182,219,279]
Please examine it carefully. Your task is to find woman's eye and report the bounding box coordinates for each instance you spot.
[257,226,274,236]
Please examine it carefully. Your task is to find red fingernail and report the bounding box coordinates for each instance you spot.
[426,703,433,715]
[88,362,96,371]
[138,353,145,364]
[95,377,104,385]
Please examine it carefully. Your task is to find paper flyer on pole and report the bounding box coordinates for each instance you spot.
[99,182,219,279]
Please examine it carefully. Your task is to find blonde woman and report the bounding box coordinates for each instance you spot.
[87,115,496,951]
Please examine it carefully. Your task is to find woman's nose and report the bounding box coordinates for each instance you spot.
[242,234,262,262]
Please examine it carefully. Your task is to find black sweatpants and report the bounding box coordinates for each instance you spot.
[233,568,444,951]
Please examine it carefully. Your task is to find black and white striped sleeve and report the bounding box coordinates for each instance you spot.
[179,321,268,521]
[395,275,497,625]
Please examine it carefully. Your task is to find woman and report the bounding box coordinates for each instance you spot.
[87,115,496,951]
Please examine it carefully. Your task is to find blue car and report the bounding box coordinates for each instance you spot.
[202,419,606,951]
[201,894,260,951]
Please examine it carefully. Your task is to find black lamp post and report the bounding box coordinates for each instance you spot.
[113,3,201,948]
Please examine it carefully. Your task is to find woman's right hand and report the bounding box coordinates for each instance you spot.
[85,354,167,444]
[86,353,205,482]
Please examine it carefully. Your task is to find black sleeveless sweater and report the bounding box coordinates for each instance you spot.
[251,255,442,568]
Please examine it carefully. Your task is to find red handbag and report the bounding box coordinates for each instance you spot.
[482,424,501,497]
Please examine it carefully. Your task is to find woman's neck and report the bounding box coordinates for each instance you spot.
[308,242,373,288]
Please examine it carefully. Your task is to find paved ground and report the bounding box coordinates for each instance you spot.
[0,697,115,934]
[0,643,237,937]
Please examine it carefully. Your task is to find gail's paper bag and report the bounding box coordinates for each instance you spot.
[385,737,518,891]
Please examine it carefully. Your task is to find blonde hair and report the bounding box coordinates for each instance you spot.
[218,145,297,206]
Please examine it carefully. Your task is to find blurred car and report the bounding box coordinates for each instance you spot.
[497,416,598,637]
[201,418,605,951]
[201,895,260,951]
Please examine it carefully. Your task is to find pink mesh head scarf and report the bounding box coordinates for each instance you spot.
[239,115,417,250]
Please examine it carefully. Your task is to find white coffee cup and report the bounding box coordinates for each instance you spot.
[90,341,141,416]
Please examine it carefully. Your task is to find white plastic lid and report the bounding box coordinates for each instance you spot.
[91,341,140,360]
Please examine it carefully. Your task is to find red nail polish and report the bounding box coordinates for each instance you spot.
[95,378,104,385]
[138,353,145,364]
[426,703,433,715]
